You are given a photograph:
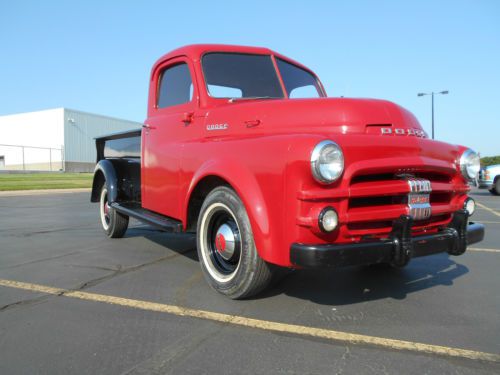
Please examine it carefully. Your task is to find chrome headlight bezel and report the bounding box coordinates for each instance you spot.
[459,149,480,180]
[311,140,344,184]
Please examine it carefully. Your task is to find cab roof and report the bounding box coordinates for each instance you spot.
[151,44,312,75]
[156,44,275,62]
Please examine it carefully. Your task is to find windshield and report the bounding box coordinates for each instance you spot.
[276,58,323,98]
[202,53,284,99]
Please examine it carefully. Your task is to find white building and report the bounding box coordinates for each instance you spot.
[0,108,142,172]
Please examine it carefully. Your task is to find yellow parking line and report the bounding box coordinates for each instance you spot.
[476,202,500,217]
[469,248,500,253]
[0,279,499,363]
[477,220,500,224]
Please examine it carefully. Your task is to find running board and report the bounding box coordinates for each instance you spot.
[110,202,183,233]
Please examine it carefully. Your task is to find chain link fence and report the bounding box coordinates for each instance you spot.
[0,144,64,172]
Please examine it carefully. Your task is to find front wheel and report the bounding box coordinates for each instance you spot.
[99,185,129,238]
[489,178,500,196]
[196,186,273,299]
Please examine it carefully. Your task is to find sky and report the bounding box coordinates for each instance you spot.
[0,0,499,156]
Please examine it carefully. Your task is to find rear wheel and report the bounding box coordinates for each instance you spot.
[197,186,273,299]
[99,185,129,238]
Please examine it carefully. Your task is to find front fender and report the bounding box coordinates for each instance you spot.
[90,159,118,203]
[186,159,272,261]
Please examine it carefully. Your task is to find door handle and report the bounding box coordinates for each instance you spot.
[142,124,156,130]
[182,112,194,124]
[245,119,261,128]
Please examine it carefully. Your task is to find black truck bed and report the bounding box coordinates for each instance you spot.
[95,129,142,162]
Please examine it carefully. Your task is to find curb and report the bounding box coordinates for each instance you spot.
[0,188,91,197]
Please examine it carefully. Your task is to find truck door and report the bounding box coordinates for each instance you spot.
[142,57,200,219]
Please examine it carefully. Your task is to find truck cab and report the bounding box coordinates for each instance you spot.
[91,44,485,299]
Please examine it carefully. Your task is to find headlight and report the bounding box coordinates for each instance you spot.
[459,149,480,180]
[311,140,344,184]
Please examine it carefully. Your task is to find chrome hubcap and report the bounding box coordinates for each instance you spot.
[215,223,236,261]
[103,200,110,224]
[104,201,110,219]
[100,188,111,230]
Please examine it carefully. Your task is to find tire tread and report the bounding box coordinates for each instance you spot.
[109,211,129,238]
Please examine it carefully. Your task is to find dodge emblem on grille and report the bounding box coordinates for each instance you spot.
[404,177,432,220]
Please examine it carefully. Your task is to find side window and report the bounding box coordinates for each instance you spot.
[157,63,193,108]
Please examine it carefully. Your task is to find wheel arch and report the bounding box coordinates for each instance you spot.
[185,160,271,260]
[90,159,118,203]
[185,175,230,232]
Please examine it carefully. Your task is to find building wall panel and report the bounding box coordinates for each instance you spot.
[0,108,64,169]
[64,109,141,164]
[0,108,141,172]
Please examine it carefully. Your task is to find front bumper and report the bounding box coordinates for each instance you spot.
[290,210,485,268]
[478,180,493,189]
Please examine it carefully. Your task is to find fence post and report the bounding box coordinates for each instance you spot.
[61,146,65,172]
[49,148,52,171]
[22,146,25,171]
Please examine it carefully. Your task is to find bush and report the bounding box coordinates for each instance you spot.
[481,156,500,167]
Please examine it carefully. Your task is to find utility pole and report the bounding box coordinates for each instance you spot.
[417,90,448,139]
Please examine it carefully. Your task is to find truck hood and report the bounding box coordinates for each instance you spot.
[204,97,425,137]
[203,97,464,175]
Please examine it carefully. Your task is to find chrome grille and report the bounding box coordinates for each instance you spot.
[406,177,432,220]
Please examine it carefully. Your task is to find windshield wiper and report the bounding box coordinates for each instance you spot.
[228,96,279,103]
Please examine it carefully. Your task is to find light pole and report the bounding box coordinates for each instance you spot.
[417,90,448,139]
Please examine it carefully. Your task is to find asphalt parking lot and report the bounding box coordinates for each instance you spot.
[0,189,499,374]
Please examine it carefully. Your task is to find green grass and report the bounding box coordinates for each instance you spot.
[0,173,93,191]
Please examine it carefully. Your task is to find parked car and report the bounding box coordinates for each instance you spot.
[90,44,485,298]
[479,164,500,195]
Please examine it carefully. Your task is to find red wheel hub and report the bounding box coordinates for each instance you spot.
[215,233,226,254]
[213,223,237,261]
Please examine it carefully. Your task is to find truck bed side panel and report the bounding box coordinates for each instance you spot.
[93,129,142,203]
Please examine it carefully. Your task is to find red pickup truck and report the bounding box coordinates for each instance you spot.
[91,44,484,299]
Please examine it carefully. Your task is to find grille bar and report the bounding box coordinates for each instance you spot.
[345,172,458,235]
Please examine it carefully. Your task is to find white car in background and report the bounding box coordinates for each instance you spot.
[479,164,500,195]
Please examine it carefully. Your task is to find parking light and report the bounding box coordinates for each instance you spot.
[464,198,476,216]
[319,207,339,232]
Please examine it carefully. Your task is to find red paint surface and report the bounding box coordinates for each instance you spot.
[141,44,472,267]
